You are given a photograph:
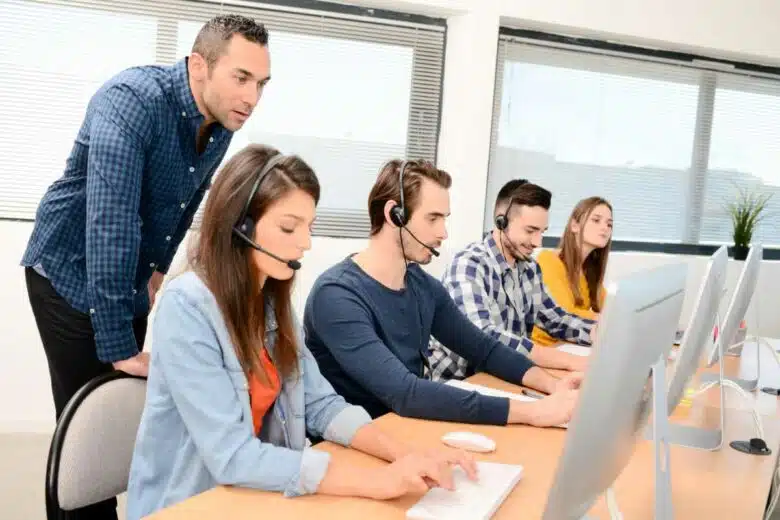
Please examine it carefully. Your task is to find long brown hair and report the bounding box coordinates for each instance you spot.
[559,197,613,312]
[190,144,320,384]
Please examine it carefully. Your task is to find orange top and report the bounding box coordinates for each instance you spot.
[533,249,605,347]
[248,350,281,436]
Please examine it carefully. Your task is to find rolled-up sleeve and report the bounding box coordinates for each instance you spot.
[293,315,374,443]
[324,406,372,446]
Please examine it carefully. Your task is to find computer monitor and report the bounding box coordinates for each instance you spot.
[704,243,763,391]
[542,262,687,520]
[657,246,729,450]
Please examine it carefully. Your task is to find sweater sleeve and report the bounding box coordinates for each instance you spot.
[307,282,510,425]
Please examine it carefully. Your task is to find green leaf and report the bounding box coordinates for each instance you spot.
[724,182,773,247]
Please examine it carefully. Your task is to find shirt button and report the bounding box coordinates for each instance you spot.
[150,262,156,268]
[181,111,186,117]
[89,308,95,314]
[180,203,186,209]
[189,166,195,173]
[132,289,137,295]
[166,235,172,241]
[209,137,214,143]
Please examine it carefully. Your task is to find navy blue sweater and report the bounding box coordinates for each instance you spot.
[303,258,536,425]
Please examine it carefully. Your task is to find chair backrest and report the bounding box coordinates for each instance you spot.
[46,371,147,515]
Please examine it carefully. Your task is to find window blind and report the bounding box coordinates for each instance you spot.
[1,0,445,238]
[487,33,780,247]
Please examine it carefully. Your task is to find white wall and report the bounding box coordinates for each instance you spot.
[4,0,780,433]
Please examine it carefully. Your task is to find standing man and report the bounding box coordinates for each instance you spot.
[429,180,597,382]
[22,13,269,519]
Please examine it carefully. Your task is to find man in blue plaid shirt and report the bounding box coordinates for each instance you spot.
[21,17,269,518]
[429,180,597,381]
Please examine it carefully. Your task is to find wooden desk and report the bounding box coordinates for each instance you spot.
[146,370,780,520]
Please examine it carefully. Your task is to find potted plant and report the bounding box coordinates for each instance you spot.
[726,183,773,261]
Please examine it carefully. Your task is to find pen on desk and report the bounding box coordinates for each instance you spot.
[521,388,545,400]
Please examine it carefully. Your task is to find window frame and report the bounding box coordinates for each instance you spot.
[488,27,780,259]
[2,0,446,239]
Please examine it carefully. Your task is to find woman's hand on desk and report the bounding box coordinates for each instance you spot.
[370,453,470,499]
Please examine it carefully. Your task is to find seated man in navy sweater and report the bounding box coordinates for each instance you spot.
[303,159,580,427]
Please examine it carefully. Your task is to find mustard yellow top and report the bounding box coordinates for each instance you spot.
[532,249,604,347]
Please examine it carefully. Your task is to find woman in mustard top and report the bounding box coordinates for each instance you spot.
[533,197,613,347]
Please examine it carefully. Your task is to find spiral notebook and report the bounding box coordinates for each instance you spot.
[406,462,524,520]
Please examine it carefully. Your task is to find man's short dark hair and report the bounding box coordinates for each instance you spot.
[192,14,269,68]
[495,179,528,209]
[494,179,551,215]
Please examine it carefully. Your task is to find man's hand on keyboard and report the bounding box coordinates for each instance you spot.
[529,388,579,428]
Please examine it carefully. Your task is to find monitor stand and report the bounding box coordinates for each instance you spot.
[699,335,780,392]
[643,338,726,451]
[651,355,674,520]
[586,356,674,520]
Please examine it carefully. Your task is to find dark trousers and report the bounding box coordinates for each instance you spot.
[25,267,147,520]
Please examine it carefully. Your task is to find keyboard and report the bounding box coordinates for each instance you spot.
[445,379,535,402]
[444,380,569,429]
[555,344,592,357]
[406,462,524,519]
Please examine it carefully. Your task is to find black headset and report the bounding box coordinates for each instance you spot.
[232,153,302,270]
[388,160,439,257]
[389,160,411,227]
[494,179,528,231]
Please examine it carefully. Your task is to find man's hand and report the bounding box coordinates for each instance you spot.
[555,372,584,392]
[148,271,165,309]
[564,351,589,372]
[112,352,150,377]
[528,389,579,428]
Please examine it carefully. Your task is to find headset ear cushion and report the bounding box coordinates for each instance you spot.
[238,216,255,236]
[495,214,508,231]
[390,205,406,227]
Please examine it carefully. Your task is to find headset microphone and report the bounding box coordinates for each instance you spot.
[232,152,302,271]
[232,227,302,270]
[391,160,441,258]
[405,228,439,257]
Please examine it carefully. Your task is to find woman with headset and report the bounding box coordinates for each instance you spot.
[532,196,613,347]
[126,144,476,520]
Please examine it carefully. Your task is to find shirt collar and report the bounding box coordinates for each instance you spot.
[172,57,201,120]
[483,231,531,275]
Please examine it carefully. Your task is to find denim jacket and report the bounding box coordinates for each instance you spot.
[126,271,372,520]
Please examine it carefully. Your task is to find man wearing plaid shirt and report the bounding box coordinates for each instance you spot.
[429,180,596,381]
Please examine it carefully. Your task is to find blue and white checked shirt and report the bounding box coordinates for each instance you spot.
[428,232,595,380]
[22,58,233,363]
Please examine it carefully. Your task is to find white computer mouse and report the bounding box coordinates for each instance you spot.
[441,431,496,453]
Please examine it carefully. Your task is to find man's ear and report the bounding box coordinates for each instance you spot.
[384,199,400,228]
[189,52,209,81]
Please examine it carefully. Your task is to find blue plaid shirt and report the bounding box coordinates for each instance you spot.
[21,58,232,363]
[428,232,595,380]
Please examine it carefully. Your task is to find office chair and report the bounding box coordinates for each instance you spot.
[45,371,147,520]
